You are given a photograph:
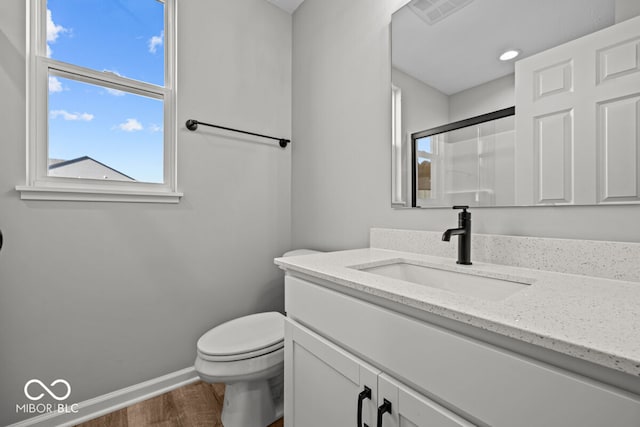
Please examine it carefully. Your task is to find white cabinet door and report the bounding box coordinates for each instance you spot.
[515,14,640,205]
[284,319,380,427]
[376,374,475,427]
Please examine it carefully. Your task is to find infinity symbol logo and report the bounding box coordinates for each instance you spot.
[24,379,71,401]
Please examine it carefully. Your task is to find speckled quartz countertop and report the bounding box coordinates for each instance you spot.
[275,248,640,377]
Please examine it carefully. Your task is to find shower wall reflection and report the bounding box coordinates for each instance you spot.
[412,112,514,208]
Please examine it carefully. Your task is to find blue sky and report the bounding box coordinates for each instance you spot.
[417,136,431,162]
[47,0,165,183]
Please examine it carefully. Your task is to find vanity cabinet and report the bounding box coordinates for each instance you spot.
[284,275,640,427]
[285,318,474,427]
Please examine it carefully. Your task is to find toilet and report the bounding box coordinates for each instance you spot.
[195,249,320,427]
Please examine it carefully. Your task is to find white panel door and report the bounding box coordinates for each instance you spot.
[515,14,640,205]
[284,319,380,427]
[515,52,582,205]
[597,94,640,202]
[534,109,574,203]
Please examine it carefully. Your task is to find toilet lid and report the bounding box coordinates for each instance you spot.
[197,312,284,358]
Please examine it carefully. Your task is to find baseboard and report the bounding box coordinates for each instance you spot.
[8,366,199,427]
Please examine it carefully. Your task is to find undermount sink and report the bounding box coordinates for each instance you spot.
[355,260,531,301]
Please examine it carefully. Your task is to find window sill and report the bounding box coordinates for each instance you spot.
[16,185,183,204]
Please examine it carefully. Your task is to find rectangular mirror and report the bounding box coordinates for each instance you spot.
[391,0,640,208]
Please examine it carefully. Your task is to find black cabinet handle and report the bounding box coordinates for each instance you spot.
[357,386,372,427]
[0,229,3,252]
[376,399,392,427]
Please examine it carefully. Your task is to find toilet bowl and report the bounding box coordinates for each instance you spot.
[195,312,285,427]
[195,249,320,427]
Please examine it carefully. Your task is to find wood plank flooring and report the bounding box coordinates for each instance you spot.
[75,381,284,427]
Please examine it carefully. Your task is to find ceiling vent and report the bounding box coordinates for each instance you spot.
[408,0,474,25]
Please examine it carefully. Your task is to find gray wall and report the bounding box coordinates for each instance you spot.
[0,0,291,423]
[616,0,640,22]
[291,0,640,253]
[449,73,515,122]
[392,67,449,134]
[391,67,448,205]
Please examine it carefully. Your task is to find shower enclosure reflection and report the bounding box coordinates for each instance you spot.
[410,108,515,208]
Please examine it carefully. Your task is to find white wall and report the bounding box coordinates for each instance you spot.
[291,0,640,253]
[0,0,291,423]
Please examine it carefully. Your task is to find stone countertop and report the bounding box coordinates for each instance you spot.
[275,248,640,377]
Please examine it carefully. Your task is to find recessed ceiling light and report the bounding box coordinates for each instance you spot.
[499,49,520,61]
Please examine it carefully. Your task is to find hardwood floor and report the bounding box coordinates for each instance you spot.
[75,381,284,427]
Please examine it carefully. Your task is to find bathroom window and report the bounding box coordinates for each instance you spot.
[19,0,180,202]
[415,136,433,201]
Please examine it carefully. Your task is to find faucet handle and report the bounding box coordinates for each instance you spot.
[453,205,471,221]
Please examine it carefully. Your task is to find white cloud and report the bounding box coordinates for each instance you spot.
[46,9,68,58]
[118,118,143,132]
[48,76,63,93]
[50,110,94,121]
[105,88,126,96]
[148,123,163,133]
[148,31,163,54]
[46,9,67,42]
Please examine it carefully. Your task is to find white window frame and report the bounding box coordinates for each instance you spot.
[17,0,181,203]
[391,84,405,206]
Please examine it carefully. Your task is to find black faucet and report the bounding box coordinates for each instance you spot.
[442,206,472,265]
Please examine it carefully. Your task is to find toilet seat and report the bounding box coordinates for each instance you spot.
[197,312,284,362]
[195,346,284,384]
[198,340,283,362]
[195,311,285,384]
